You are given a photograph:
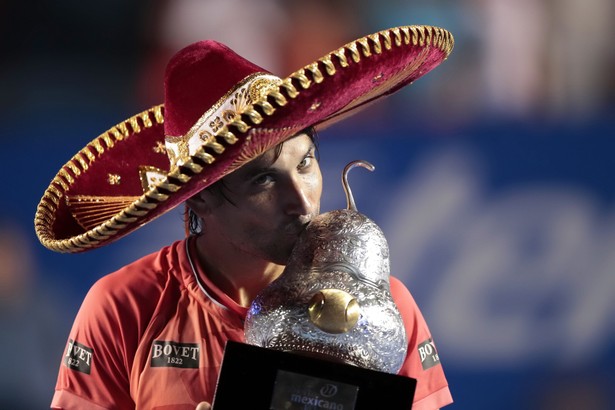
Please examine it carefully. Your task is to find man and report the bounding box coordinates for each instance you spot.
[36,25,455,409]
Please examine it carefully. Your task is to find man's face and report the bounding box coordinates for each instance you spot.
[197,132,322,265]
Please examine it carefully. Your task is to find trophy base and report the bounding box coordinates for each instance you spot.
[212,341,416,410]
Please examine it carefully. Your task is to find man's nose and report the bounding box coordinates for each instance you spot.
[284,176,315,216]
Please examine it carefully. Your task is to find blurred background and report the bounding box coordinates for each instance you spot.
[1,0,614,408]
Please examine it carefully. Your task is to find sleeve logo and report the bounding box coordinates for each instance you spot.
[64,339,93,374]
[151,341,200,368]
[417,338,441,370]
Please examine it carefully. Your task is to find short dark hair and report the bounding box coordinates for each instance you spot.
[185,126,319,235]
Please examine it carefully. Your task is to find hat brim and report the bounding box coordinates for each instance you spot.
[35,25,454,253]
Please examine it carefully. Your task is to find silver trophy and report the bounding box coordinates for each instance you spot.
[245,160,407,374]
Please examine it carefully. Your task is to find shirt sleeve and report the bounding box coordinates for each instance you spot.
[390,276,453,410]
[51,272,138,410]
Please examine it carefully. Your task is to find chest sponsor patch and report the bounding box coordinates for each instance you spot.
[418,338,441,370]
[151,340,200,369]
[64,339,93,374]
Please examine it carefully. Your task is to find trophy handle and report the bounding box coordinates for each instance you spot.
[342,160,375,211]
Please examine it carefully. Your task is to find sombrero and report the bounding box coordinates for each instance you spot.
[35,25,454,253]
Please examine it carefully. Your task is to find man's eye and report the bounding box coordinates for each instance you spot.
[253,174,274,185]
[298,155,314,169]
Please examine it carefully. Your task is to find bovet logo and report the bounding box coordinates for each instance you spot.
[150,340,200,368]
[64,339,93,374]
[418,338,441,370]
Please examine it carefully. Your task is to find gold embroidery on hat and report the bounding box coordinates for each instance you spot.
[317,29,437,129]
[75,154,89,171]
[400,27,411,45]
[209,117,224,133]
[66,195,140,230]
[249,76,282,102]
[199,130,214,143]
[242,108,263,125]
[367,33,382,54]
[35,104,165,252]
[59,169,74,185]
[110,123,129,140]
[84,148,96,163]
[358,38,371,57]
[222,110,236,122]
[267,90,288,106]
[319,56,336,76]
[305,63,323,84]
[379,31,392,50]
[102,135,115,149]
[229,87,250,113]
[107,174,121,185]
[165,73,282,167]
[139,166,168,192]
[67,162,81,177]
[391,28,403,46]
[290,70,311,89]
[92,140,105,156]
[166,134,190,165]
[153,141,166,154]
[309,101,321,112]
[347,43,361,63]
[333,48,349,68]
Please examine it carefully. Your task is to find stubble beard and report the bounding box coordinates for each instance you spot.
[267,214,315,265]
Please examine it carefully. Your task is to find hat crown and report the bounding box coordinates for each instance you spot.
[163,40,268,137]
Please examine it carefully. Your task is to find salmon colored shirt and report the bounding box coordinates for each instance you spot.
[52,238,452,409]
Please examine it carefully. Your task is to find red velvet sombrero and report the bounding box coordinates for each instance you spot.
[35,25,454,253]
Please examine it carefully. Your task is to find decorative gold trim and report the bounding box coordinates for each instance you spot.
[107,174,121,185]
[35,105,165,252]
[309,102,322,112]
[139,165,168,192]
[153,141,166,154]
[319,56,336,76]
[66,195,141,231]
[164,73,282,167]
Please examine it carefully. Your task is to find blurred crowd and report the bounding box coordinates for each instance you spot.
[1,0,614,125]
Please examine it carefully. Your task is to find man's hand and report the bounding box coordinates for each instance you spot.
[195,402,211,410]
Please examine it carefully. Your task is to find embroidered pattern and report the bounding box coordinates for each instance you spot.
[164,73,282,167]
[66,195,140,230]
[153,141,167,154]
[139,166,168,192]
[107,174,121,185]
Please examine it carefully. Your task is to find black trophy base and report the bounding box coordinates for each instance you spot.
[212,341,416,410]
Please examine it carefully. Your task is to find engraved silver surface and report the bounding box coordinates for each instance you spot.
[245,206,408,374]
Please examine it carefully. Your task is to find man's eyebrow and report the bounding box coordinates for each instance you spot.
[302,142,316,159]
[240,157,275,178]
[241,163,270,177]
[241,140,316,176]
